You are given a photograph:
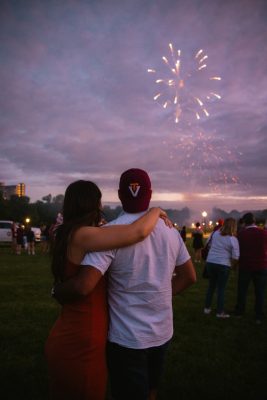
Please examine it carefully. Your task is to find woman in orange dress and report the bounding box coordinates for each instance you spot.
[45,180,168,400]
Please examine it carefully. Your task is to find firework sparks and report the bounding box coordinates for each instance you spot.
[147,44,222,124]
[163,130,242,191]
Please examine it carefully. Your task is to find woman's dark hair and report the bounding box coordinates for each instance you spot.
[51,180,102,282]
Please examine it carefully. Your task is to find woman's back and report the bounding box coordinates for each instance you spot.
[45,260,108,400]
[207,230,239,267]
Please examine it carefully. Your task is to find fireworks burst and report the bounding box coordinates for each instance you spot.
[148,44,221,124]
[163,130,242,191]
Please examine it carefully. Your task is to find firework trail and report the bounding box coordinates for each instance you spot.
[148,44,221,125]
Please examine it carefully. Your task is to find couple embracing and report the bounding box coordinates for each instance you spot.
[45,168,196,400]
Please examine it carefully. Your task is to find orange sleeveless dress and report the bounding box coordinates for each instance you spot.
[45,261,108,400]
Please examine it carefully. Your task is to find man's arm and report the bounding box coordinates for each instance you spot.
[53,266,103,304]
[172,259,196,296]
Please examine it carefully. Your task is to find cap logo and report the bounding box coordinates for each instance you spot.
[129,183,140,197]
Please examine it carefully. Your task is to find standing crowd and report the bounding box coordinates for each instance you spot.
[11,222,36,255]
[10,222,55,255]
[201,213,267,323]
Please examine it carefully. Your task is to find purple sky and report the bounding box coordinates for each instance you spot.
[1,0,267,217]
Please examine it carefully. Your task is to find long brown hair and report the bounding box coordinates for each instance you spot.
[51,180,102,282]
[220,218,237,237]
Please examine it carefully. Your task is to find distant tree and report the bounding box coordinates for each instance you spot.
[228,210,242,219]
[52,194,64,205]
[0,191,8,219]
[35,200,61,225]
[6,195,31,223]
[211,207,229,222]
[42,194,52,203]
[165,207,191,226]
[262,209,267,221]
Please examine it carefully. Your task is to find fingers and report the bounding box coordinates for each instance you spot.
[160,215,173,228]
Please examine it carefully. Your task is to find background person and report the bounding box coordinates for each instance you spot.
[45,179,169,400]
[40,224,50,254]
[16,224,24,255]
[234,212,267,324]
[237,217,245,234]
[180,225,187,243]
[25,225,35,255]
[11,222,17,254]
[192,222,204,263]
[204,218,239,319]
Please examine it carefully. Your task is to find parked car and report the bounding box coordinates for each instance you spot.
[0,220,13,242]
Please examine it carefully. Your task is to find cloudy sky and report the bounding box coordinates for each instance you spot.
[1,0,267,216]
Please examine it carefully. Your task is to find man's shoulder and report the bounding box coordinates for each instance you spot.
[239,226,263,239]
[107,211,141,226]
[154,219,180,241]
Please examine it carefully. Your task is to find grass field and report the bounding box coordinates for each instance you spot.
[0,241,266,400]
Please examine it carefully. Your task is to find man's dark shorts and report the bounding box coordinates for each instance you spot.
[107,340,170,400]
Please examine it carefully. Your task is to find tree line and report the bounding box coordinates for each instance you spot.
[0,190,266,227]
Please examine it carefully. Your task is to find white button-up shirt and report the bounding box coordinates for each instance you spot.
[81,211,190,349]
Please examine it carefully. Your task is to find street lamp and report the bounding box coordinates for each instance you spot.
[25,217,31,224]
[202,211,208,233]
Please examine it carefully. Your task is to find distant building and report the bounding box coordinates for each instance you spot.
[0,182,26,199]
[16,183,25,197]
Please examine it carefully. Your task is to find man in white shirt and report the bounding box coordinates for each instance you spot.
[81,168,196,400]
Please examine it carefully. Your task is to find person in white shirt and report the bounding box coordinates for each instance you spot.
[81,168,196,400]
[204,218,240,319]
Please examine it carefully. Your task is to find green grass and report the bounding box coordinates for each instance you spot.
[0,242,266,400]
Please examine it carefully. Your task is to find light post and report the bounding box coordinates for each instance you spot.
[202,211,207,233]
[25,217,31,225]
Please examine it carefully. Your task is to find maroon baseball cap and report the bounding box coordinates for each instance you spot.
[118,168,152,213]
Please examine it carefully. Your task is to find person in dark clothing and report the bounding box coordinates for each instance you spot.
[180,226,187,243]
[192,222,204,263]
[234,212,267,324]
[16,224,24,255]
[26,226,35,255]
